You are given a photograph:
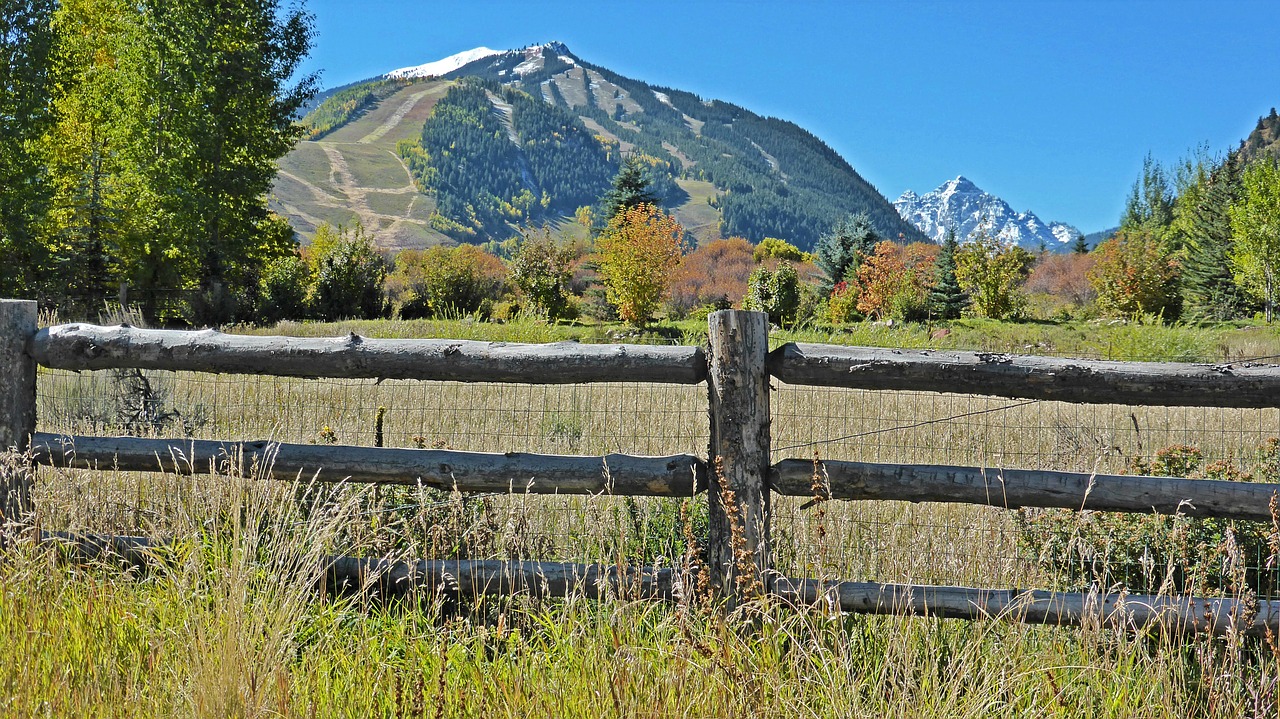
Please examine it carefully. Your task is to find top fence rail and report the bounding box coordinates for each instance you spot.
[769,343,1280,409]
[31,323,708,385]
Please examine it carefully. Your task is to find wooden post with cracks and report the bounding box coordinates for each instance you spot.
[0,300,38,526]
[706,310,772,604]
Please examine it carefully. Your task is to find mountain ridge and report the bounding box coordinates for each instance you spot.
[272,43,925,250]
[894,176,1081,251]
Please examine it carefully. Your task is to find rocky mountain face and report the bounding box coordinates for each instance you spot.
[894,176,1080,251]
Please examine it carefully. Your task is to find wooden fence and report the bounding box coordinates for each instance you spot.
[4,298,1280,635]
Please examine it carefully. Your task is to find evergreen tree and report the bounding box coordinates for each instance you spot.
[1182,153,1250,320]
[813,213,881,295]
[601,155,659,221]
[0,0,56,298]
[1120,153,1175,243]
[929,227,967,319]
[1072,233,1089,254]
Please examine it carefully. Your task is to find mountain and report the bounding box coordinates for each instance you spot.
[1240,107,1280,163]
[893,176,1081,251]
[270,42,925,250]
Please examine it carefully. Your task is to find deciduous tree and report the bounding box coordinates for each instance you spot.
[595,204,684,325]
[1087,230,1180,319]
[1229,160,1280,322]
[955,225,1034,319]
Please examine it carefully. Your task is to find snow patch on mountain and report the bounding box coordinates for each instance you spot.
[894,176,1080,251]
[386,47,502,79]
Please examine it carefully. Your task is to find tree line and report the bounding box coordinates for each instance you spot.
[0,0,315,324]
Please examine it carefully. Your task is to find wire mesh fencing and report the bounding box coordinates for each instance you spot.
[33,367,709,568]
[31,342,1280,603]
[770,377,1280,600]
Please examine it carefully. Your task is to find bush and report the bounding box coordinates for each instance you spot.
[311,225,387,321]
[955,228,1035,319]
[852,241,937,321]
[668,238,755,316]
[743,261,801,327]
[1088,230,1180,319]
[258,254,312,323]
[387,244,507,319]
[1015,439,1280,594]
[509,226,576,321]
[595,204,685,325]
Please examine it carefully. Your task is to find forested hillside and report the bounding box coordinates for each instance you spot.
[285,42,924,249]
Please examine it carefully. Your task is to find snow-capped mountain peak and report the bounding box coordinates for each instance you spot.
[894,176,1080,251]
[386,47,502,79]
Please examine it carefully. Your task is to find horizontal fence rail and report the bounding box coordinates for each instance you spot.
[44,532,1277,636]
[32,433,706,497]
[6,302,1280,636]
[32,323,708,385]
[769,343,1280,408]
[41,533,676,602]
[773,578,1280,637]
[772,458,1280,522]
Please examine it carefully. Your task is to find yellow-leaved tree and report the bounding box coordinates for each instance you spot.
[595,204,685,325]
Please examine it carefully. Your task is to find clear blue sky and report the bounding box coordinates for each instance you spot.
[298,0,1277,233]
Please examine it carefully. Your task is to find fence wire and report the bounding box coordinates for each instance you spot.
[33,367,709,568]
[771,376,1280,600]
[31,348,1280,601]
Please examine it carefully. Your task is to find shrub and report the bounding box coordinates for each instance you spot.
[311,224,387,321]
[743,261,800,327]
[258,254,313,323]
[954,228,1035,319]
[852,241,937,321]
[509,226,576,321]
[1088,230,1180,319]
[387,244,507,319]
[753,237,808,264]
[1015,439,1280,594]
[668,237,755,315]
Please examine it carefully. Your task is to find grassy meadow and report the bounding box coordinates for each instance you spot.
[7,315,1280,716]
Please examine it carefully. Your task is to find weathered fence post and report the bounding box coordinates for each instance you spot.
[0,299,38,524]
[706,309,772,603]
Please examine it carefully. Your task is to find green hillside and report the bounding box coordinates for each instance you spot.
[271,42,926,250]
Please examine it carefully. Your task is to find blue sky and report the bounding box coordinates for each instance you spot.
[299,0,1277,233]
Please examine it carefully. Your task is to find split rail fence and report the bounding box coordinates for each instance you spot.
[4,298,1280,635]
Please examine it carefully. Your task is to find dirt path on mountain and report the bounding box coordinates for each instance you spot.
[358,88,432,145]
[275,142,431,245]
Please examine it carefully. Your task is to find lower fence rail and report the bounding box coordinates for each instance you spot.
[31,432,706,497]
[37,532,1280,637]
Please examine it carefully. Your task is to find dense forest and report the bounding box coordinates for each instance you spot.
[0,0,315,323]
[399,79,618,237]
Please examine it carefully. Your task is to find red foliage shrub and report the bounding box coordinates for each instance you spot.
[1025,253,1097,306]
[668,237,756,312]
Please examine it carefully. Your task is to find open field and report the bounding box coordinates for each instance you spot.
[8,316,1280,716]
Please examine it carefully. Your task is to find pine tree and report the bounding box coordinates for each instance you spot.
[1072,233,1089,254]
[0,0,56,298]
[813,213,881,295]
[601,155,658,221]
[1182,153,1250,320]
[1120,153,1175,242]
[929,227,967,319]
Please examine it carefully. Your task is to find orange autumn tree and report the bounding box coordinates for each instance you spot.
[853,241,938,320]
[595,204,685,324]
[668,237,756,314]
